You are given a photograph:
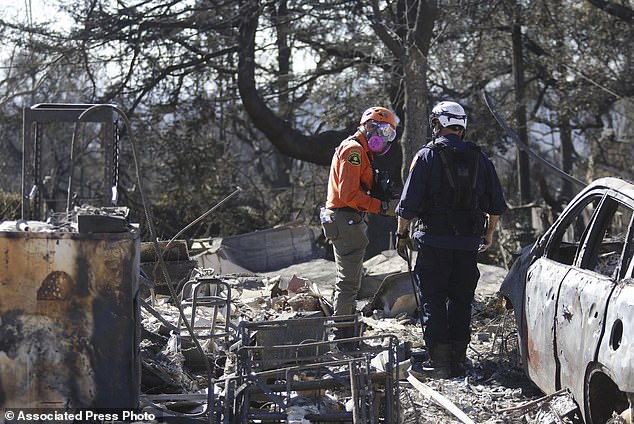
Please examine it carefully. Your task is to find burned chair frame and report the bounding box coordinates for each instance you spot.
[223,314,401,423]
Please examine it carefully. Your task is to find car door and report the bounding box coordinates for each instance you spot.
[524,192,604,393]
[555,194,633,406]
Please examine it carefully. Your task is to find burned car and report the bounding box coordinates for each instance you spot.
[500,177,634,424]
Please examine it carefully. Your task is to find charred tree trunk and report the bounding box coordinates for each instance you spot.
[364,0,438,257]
[512,7,531,204]
[271,0,294,220]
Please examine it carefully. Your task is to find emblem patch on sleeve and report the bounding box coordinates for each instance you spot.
[347,150,362,166]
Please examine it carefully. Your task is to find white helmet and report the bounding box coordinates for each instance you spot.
[429,101,468,133]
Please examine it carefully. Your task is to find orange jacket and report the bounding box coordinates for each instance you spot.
[326,132,381,213]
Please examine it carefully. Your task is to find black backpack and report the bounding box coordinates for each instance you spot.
[420,139,487,237]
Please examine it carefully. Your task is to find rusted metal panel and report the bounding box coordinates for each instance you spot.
[555,269,613,411]
[597,280,634,391]
[0,224,140,408]
[524,259,568,394]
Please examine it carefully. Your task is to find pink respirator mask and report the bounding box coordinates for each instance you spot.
[367,122,396,156]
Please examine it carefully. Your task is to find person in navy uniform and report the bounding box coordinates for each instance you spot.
[395,100,507,377]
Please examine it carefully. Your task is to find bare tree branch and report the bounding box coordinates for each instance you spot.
[585,0,634,21]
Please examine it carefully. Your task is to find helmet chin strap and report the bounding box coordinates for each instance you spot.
[431,121,465,139]
[359,125,369,139]
[431,120,441,139]
[359,124,378,146]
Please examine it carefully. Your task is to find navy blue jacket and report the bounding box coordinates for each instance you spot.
[395,135,507,251]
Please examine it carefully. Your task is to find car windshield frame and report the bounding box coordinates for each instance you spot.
[542,192,605,266]
[543,190,634,281]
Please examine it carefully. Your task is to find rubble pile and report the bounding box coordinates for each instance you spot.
[138,246,583,423]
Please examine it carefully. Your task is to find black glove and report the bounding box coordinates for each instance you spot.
[371,169,402,201]
[396,233,413,261]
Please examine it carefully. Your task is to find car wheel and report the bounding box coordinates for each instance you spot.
[585,364,629,424]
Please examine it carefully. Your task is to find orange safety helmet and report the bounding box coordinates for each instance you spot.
[359,107,397,129]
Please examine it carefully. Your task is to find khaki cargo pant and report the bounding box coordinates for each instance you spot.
[322,209,369,316]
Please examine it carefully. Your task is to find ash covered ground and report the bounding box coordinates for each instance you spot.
[141,251,587,423]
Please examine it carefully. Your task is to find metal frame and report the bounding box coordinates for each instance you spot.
[225,315,400,423]
[177,274,234,349]
[21,103,119,220]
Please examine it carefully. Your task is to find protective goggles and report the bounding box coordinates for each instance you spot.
[371,121,397,142]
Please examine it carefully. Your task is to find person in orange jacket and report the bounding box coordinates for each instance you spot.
[321,106,400,342]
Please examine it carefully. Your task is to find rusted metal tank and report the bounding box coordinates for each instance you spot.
[0,219,140,409]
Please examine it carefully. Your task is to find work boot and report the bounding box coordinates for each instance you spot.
[409,343,452,379]
[410,348,429,363]
[450,342,470,377]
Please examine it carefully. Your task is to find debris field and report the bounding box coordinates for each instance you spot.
[138,237,587,424]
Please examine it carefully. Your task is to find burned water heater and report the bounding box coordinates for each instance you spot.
[0,211,140,409]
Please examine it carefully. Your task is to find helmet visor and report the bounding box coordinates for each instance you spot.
[374,121,397,142]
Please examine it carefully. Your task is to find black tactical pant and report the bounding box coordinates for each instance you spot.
[414,243,479,348]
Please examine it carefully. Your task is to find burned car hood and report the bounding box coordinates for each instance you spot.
[498,243,536,361]
[499,243,536,309]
